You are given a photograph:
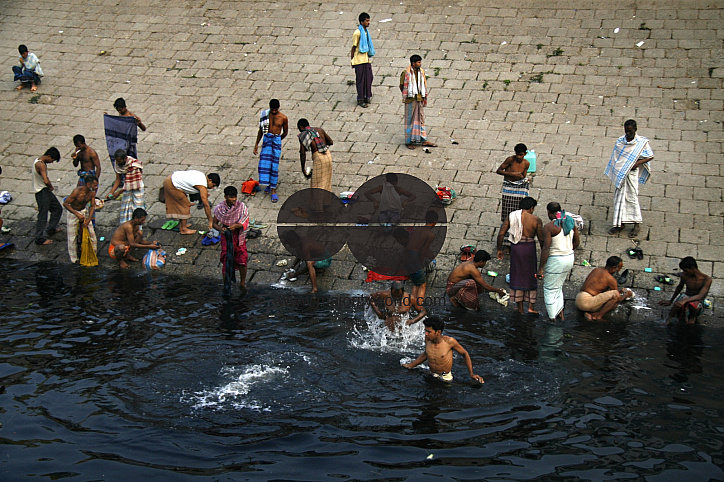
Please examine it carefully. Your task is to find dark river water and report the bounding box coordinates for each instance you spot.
[1,260,722,480]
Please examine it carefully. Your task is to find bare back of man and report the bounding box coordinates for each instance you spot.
[681,270,711,297]
[581,268,618,297]
[406,226,435,263]
[578,266,631,320]
[110,221,142,268]
[521,210,543,238]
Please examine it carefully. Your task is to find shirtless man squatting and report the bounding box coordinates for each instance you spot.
[108,208,161,269]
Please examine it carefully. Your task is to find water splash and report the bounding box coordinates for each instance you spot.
[186,364,288,411]
[629,290,653,310]
[349,305,424,353]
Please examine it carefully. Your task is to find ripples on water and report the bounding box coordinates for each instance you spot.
[0,260,722,480]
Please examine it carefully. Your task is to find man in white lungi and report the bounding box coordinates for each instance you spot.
[604,119,654,239]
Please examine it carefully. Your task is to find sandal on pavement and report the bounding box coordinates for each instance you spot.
[617,269,629,285]
[271,194,279,203]
[628,224,641,238]
[655,275,675,285]
[608,226,623,235]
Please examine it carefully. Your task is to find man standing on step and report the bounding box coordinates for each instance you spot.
[604,119,654,239]
[350,12,374,108]
[253,99,288,203]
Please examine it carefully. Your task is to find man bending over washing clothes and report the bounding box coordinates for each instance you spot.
[446,250,506,311]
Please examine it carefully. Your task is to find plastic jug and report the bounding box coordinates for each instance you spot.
[525,150,537,172]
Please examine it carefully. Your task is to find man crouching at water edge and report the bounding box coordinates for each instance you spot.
[575,256,633,321]
[369,281,427,331]
[403,317,484,384]
[109,208,160,269]
[658,257,712,324]
[446,250,506,311]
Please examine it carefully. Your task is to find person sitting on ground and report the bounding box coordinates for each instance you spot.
[63,175,98,264]
[280,230,332,294]
[658,257,712,324]
[575,256,633,321]
[108,208,160,269]
[403,316,484,384]
[163,170,220,235]
[13,44,43,92]
[369,281,427,331]
[446,250,506,311]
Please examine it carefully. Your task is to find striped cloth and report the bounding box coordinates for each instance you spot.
[298,127,328,153]
[113,156,143,191]
[604,134,653,189]
[120,187,145,224]
[404,101,427,144]
[259,109,270,134]
[213,199,249,231]
[501,179,529,246]
[258,133,281,188]
[446,279,479,311]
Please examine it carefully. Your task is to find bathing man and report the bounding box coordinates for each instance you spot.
[108,208,160,269]
[63,175,98,263]
[369,281,427,331]
[575,256,633,321]
[446,249,506,311]
[658,257,712,324]
[403,317,484,383]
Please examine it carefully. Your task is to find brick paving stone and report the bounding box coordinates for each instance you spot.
[0,0,721,320]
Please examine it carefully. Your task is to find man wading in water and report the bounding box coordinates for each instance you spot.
[403,317,484,383]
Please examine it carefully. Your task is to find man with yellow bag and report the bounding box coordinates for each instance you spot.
[63,175,98,265]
